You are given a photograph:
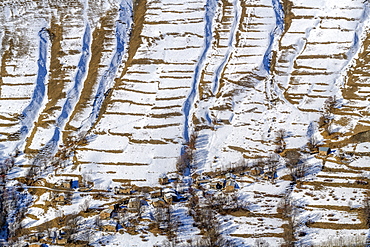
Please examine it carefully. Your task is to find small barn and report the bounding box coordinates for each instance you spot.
[167,173,179,182]
[196,176,211,185]
[61,181,71,189]
[115,187,132,195]
[101,222,117,232]
[225,173,236,180]
[150,190,162,199]
[250,167,262,176]
[319,147,331,156]
[54,194,65,203]
[28,244,41,247]
[56,238,67,245]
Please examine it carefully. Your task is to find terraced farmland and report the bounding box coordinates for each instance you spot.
[1,0,370,246]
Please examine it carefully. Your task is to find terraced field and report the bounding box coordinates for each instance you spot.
[1,0,370,245]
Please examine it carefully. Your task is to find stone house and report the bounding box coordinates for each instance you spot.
[159,174,169,185]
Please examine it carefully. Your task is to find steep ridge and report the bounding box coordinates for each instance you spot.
[192,0,287,170]
[274,0,366,110]
[24,1,88,154]
[338,10,370,133]
[0,1,51,154]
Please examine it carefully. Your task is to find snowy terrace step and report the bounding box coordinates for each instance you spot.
[292,184,368,237]
[335,27,370,128]
[274,0,365,111]
[193,0,282,170]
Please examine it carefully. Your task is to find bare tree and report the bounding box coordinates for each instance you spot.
[362,193,370,227]
[323,96,337,115]
[319,96,339,135]
[275,129,287,153]
[64,214,80,243]
[25,166,39,185]
[81,173,93,188]
[278,194,297,247]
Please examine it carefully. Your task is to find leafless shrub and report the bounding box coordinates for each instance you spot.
[307,134,319,152]
[319,96,339,135]
[153,206,179,242]
[276,129,287,143]
[81,173,93,188]
[255,239,270,247]
[25,165,39,185]
[79,199,92,213]
[315,235,366,247]
[284,150,308,182]
[188,132,198,151]
[323,96,337,115]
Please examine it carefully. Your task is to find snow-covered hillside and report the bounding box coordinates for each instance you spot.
[0,0,370,246]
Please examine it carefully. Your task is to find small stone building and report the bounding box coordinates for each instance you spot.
[209,181,223,190]
[56,238,67,245]
[101,222,117,232]
[28,244,41,247]
[54,194,65,203]
[115,187,131,195]
[128,197,141,211]
[150,190,162,199]
[224,180,236,192]
[250,167,262,176]
[159,174,169,185]
[319,147,331,156]
[61,181,70,189]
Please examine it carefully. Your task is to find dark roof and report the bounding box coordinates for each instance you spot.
[319,147,330,152]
